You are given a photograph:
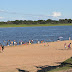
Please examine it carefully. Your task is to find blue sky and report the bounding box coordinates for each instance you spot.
[0,0,72,21]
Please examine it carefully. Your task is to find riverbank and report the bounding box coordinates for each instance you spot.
[0,40,72,72]
[0,23,72,27]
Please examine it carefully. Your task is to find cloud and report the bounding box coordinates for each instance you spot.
[0,9,62,17]
[0,16,4,19]
[0,10,5,12]
[0,9,62,21]
[51,12,61,17]
[0,10,17,14]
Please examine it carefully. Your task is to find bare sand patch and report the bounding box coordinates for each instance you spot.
[0,40,72,72]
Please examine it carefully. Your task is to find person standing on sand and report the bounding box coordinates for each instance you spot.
[37,40,40,44]
[29,40,31,44]
[64,43,66,49]
[68,43,71,49]
[6,42,9,46]
[69,37,71,40]
[0,45,2,53]
[11,41,13,46]
[1,44,4,52]
[31,39,33,44]
[21,40,23,45]
[19,41,21,45]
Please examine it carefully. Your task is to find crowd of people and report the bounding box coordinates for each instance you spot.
[0,37,72,52]
[1,39,44,46]
[64,37,71,49]
[64,43,71,49]
[0,39,44,53]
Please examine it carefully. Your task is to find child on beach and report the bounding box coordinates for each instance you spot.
[68,43,71,49]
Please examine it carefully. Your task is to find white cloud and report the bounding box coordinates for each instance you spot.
[51,12,61,17]
[0,9,62,21]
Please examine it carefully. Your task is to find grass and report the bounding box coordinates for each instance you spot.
[48,57,72,72]
[0,23,72,27]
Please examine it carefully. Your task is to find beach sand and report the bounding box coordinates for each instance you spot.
[0,40,72,72]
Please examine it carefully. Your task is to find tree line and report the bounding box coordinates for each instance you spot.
[0,19,72,25]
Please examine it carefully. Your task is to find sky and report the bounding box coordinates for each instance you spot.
[0,0,72,21]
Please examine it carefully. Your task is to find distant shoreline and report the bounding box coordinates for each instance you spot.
[0,23,72,27]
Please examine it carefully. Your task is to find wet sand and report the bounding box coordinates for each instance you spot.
[0,40,72,72]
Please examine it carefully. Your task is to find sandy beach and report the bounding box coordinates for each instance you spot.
[0,40,72,72]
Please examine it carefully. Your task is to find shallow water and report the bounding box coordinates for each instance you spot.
[0,26,72,45]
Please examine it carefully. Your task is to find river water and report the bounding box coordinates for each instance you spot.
[0,26,72,45]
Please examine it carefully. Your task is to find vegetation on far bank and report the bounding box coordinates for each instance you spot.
[0,23,72,27]
[0,19,72,27]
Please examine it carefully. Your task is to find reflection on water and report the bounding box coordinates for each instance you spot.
[0,26,72,45]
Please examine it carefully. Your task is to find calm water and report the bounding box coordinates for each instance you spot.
[0,26,72,45]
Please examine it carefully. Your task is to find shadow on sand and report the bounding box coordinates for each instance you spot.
[16,68,29,72]
[16,57,72,72]
[35,59,72,72]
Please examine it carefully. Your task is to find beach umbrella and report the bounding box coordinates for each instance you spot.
[59,36,63,39]
[59,36,63,40]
